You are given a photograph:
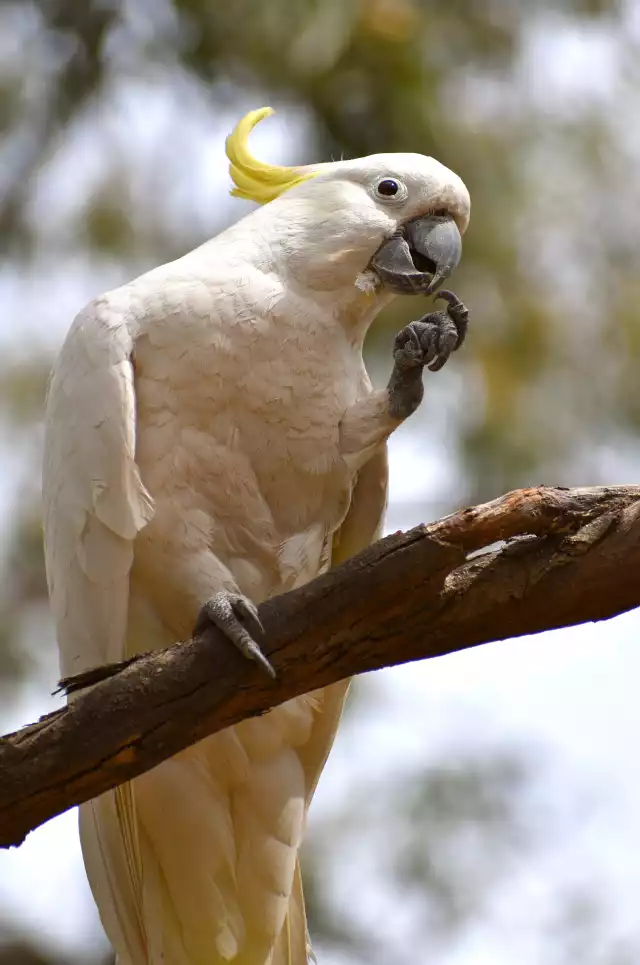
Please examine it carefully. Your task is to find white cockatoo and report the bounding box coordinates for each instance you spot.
[43,108,470,965]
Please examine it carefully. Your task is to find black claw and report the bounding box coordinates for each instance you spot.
[417,324,440,366]
[435,289,460,307]
[427,352,449,373]
[393,323,423,367]
[435,289,469,350]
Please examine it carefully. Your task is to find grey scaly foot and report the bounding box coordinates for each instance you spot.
[387,289,469,420]
[194,591,276,679]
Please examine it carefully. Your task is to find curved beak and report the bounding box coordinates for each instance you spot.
[370,214,463,295]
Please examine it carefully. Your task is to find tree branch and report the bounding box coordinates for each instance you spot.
[3,484,640,849]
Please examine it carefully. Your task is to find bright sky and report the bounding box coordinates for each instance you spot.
[2,14,640,964]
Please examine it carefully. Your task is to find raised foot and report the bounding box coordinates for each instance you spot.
[387,289,470,420]
[194,591,276,679]
[394,289,469,374]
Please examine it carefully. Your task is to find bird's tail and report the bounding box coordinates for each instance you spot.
[78,723,318,965]
[271,861,314,965]
[79,785,148,965]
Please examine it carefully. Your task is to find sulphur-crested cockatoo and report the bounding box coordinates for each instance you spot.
[43,107,470,965]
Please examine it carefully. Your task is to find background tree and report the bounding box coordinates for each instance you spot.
[1,1,640,963]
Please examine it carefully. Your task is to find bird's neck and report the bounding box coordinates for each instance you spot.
[241,198,395,346]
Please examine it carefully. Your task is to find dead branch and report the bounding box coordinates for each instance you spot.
[2,484,640,849]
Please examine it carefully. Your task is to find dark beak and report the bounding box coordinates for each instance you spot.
[370,214,463,295]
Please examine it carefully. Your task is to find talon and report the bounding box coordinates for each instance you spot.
[393,323,423,367]
[416,321,440,367]
[435,289,469,350]
[435,289,462,309]
[195,591,276,679]
[427,323,458,371]
[387,292,471,420]
[427,352,450,373]
[231,594,265,637]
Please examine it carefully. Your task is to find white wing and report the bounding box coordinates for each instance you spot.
[43,293,154,676]
[43,294,156,963]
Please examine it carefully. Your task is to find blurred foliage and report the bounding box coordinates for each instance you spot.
[2,0,639,501]
[302,746,534,964]
[0,931,111,965]
[0,943,68,965]
[0,932,112,965]
[1,0,640,963]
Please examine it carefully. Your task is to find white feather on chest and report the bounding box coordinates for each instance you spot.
[131,267,370,600]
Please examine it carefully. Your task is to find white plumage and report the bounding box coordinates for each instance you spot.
[43,113,470,965]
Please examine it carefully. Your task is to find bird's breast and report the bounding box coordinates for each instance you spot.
[134,312,366,598]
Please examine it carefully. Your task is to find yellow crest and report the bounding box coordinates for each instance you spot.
[226,107,317,204]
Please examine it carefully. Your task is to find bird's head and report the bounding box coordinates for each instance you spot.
[226,108,470,297]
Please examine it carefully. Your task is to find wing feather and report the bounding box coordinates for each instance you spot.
[43,295,154,676]
[331,444,389,568]
[43,295,156,962]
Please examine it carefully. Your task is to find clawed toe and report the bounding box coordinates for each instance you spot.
[195,591,275,679]
[387,289,470,420]
[435,289,469,349]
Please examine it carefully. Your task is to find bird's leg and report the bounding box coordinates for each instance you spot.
[387,289,469,420]
[338,290,469,471]
[132,513,276,679]
[194,591,276,679]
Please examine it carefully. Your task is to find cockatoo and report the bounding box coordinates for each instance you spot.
[42,107,470,965]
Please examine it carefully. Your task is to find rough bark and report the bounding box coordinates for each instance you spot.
[2,484,640,849]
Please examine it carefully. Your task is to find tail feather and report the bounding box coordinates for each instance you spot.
[135,752,245,965]
[271,860,312,965]
[78,689,349,965]
[79,789,147,965]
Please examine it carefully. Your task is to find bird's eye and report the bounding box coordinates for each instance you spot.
[376,178,401,198]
